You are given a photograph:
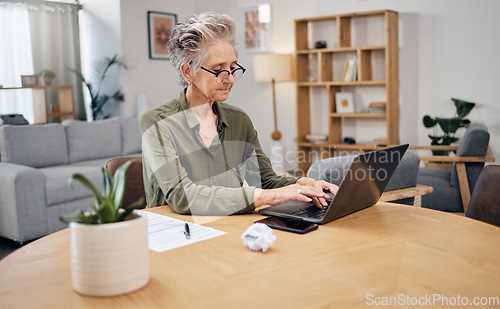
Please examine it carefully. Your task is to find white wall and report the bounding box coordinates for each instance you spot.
[120,0,195,117]
[114,0,500,164]
[78,0,123,119]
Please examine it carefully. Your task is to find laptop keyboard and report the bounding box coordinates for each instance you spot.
[285,193,334,219]
[287,205,328,219]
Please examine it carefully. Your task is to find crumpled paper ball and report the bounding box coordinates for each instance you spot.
[241,223,276,252]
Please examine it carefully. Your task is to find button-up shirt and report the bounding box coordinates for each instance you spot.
[140,90,298,215]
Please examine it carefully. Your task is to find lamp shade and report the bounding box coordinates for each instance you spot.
[252,53,293,82]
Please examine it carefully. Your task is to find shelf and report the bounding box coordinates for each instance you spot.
[48,112,74,117]
[0,85,72,90]
[295,10,399,172]
[295,9,391,22]
[297,81,386,86]
[0,85,75,124]
[330,113,386,118]
[297,45,386,54]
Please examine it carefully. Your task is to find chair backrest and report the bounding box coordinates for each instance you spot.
[450,123,490,193]
[105,156,146,209]
[466,165,500,228]
[307,151,420,191]
[307,154,355,186]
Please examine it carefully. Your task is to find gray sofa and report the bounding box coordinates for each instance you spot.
[0,117,142,243]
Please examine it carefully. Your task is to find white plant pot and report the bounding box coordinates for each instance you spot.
[70,212,149,297]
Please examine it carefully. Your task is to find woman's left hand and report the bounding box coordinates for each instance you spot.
[297,177,339,208]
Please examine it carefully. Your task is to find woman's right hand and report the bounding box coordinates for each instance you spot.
[253,183,330,208]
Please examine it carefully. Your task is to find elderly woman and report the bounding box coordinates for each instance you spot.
[140,12,337,215]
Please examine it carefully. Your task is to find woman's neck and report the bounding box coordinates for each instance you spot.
[186,83,214,109]
[186,87,214,119]
[186,84,218,143]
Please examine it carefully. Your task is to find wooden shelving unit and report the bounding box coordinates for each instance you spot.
[0,85,75,124]
[295,10,399,173]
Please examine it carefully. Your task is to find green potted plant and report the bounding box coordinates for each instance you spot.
[38,69,56,86]
[422,97,475,156]
[67,54,127,120]
[60,160,149,297]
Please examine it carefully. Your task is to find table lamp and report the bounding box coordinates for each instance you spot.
[252,53,293,141]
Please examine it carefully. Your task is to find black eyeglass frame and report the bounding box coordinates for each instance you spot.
[199,63,246,84]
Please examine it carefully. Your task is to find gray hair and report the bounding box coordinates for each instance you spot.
[168,12,238,86]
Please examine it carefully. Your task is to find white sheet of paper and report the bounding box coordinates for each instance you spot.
[145,212,227,252]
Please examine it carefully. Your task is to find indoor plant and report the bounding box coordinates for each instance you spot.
[422,97,475,155]
[38,69,56,85]
[67,54,127,120]
[60,160,149,296]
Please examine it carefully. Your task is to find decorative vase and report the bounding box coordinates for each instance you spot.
[40,76,53,86]
[70,212,149,297]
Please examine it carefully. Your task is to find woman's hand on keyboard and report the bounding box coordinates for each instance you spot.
[253,183,330,208]
[296,178,339,208]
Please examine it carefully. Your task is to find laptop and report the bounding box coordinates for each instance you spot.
[259,144,409,224]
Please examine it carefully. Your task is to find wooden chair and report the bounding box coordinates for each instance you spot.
[105,157,147,209]
[415,124,495,214]
[465,165,500,227]
[379,184,433,203]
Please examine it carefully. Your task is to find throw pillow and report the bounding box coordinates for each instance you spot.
[64,118,121,163]
[0,124,69,167]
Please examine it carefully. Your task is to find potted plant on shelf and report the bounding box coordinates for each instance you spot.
[38,69,56,86]
[59,160,149,297]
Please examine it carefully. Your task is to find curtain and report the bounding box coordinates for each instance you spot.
[28,2,85,120]
[0,1,84,123]
[0,3,35,122]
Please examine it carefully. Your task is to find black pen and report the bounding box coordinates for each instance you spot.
[184,223,191,239]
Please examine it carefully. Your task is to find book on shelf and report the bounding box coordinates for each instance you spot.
[341,56,357,82]
[368,102,386,114]
[351,55,357,81]
[341,61,349,82]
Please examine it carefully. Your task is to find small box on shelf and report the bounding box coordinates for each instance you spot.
[368,102,386,114]
[372,137,387,146]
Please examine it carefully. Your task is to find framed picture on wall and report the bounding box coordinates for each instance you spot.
[147,11,177,60]
[240,4,271,53]
[335,92,355,113]
[21,75,39,87]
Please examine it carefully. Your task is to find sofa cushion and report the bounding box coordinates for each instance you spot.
[41,164,103,206]
[121,118,142,155]
[64,118,122,163]
[0,124,68,167]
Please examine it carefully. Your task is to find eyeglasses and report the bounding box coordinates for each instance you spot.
[200,63,246,84]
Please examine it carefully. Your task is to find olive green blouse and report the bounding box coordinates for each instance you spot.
[140,90,298,215]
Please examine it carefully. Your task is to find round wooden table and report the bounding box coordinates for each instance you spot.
[1,203,499,308]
